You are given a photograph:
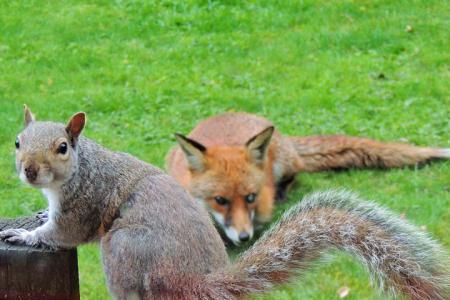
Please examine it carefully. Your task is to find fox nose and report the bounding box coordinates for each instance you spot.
[238,231,250,242]
[25,165,39,182]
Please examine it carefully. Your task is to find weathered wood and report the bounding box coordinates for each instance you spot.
[0,215,79,300]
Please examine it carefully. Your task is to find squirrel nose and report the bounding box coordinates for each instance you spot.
[25,165,39,182]
[238,231,250,242]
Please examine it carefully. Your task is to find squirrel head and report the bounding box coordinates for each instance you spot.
[15,105,86,188]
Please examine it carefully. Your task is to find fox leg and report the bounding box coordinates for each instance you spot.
[275,175,296,201]
[289,135,450,172]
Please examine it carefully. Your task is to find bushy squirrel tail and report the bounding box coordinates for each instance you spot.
[148,190,449,300]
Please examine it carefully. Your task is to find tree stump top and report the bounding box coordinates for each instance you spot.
[0,214,80,300]
[0,215,55,252]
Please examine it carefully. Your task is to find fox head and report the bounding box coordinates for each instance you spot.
[175,126,274,245]
[15,105,86,189]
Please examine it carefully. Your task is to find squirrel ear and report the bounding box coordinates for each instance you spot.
[24,104,35,126]
[66,112,86,145]
[246,126,274,165]
[174,134,207,172]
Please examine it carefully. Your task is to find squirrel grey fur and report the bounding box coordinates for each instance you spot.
[0,107,449,300]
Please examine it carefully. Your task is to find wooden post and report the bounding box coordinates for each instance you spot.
[0,215,80,300]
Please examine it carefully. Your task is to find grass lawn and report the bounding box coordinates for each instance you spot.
[0,0,449,299]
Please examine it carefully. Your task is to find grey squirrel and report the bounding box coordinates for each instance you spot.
[0,106,448,300]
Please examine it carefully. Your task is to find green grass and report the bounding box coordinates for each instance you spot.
[0,0,449,299]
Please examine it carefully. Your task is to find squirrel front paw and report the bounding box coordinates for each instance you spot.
[0,228,40,246]
[36,210,49,224]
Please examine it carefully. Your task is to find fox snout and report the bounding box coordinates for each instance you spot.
[238,231,250,242]
[223,218,252,243]
[224,224,253,245]
[212,208,254,245]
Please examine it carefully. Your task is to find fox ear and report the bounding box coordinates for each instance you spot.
[23,104,35,126]
[246,126,274,165]
[175,134,207,172]
[66,112,86,146]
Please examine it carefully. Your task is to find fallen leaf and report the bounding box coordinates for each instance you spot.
[337,286,350,298]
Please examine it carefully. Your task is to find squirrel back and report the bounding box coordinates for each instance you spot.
[7,107,229,267]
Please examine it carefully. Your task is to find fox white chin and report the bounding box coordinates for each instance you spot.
[210,211,254,245]
[224,226,254,245]
[190,197,256,245]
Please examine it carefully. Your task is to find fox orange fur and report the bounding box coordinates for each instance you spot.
[166,112,449,244]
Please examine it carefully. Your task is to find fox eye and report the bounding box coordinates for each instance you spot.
[57,142,68,155]
[245,193,257,204]
[214,196,228,206]
[15,137,20,149]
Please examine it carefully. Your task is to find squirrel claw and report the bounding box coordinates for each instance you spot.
[0,228,37,246]
[0,228,28,239]
[36,210,49,224]
[6,235,27,244]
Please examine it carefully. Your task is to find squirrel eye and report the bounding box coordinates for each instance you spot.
[15,137,20,149]
[57,142,68,155]
[245,193,257,204]
[214,196,228,206]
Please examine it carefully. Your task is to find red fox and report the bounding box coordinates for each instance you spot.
[166,112,449,244]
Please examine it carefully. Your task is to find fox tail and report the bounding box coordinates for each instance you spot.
[288,135,449,172]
